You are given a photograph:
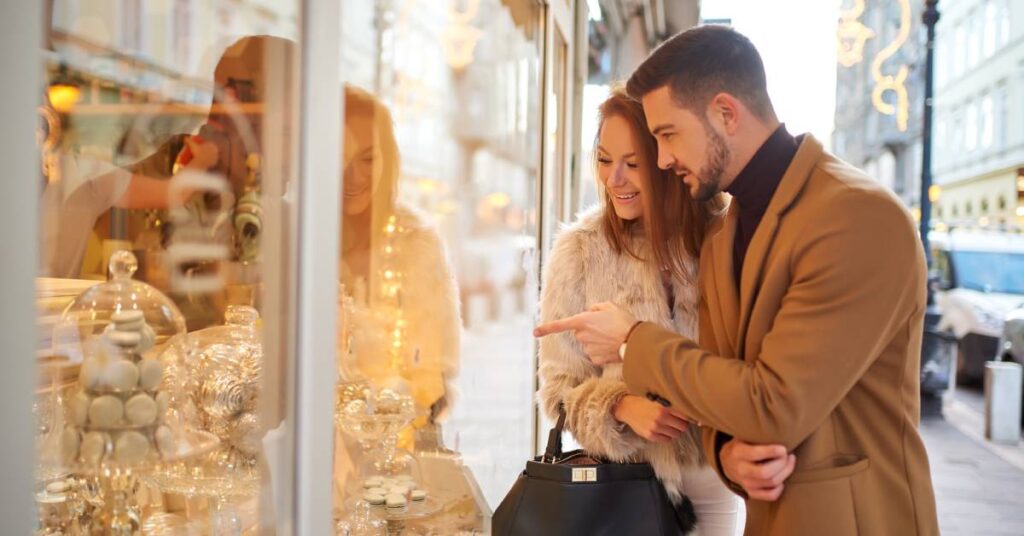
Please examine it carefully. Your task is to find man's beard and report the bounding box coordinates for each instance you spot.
[693,121,730,202]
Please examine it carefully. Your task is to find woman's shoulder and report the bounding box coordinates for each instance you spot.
[552,204,609,248]
[391,203,447,259]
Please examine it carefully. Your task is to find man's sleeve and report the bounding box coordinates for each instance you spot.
[622,191,924,450]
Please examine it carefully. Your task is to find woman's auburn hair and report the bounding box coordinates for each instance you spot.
[594,86,724,283]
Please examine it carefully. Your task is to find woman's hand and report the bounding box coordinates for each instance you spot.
[611,394,689,442]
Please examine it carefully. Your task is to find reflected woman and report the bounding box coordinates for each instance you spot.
[337,85,461,438]
[537,87,738,534]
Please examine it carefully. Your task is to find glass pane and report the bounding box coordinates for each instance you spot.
[36,1,302,532]
[334,0,543,532]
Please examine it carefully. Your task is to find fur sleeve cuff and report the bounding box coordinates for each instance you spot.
[563,377,647,461]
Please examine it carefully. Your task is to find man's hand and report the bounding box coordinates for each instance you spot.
[533,302,638,365]
[612,394,689,442]
[720,439,796,502]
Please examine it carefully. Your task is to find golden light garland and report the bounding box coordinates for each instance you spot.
[870,0,912,132]
[836,0,874,67]
[440,0,483,70]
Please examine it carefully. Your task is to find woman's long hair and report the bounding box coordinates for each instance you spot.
[595,86,724,282]
[341,84,401,259]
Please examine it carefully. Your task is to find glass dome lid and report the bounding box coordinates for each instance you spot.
[52,250,186,364]
[46,251,217,474]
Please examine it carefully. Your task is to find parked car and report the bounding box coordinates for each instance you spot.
[930,230,1024,383]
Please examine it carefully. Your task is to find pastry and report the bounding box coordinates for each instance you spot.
[395,474,414,482]
[104,360,139,391]
[154,425,175,457]
[108,330,142,349]
[80,431,108,465]
[366,487,387,496]
[89,395,124,427]
[71,391,91,426]
[137,359,163,391]
[363,493,386,506]
[410,489,426,502]
[111,310,144,325]
[46,481,70,495]
[115,431,150,463]
[156,391,171,414]
[363,477,384,488]
[388,485,409,496]
[384,493,407,509]
[61,426,80,464]
[125,393,158,426]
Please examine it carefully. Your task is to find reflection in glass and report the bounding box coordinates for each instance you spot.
[35,0,301,530]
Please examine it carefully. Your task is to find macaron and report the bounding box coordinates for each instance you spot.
[137,359,163,391]
[410,489,427,502]
[80,431,109,465]
[108,330,141,349]
[384,493,407,509]
[363,493,385,506]
[363,476,384,488]
[70,391,91,427]
[114,431,151,463]
[125,393,158,426]
[366,487,387,497]
[104,360,139,392]
[89,395,124,428]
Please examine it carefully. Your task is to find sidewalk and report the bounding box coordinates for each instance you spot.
[921,408,1024,535]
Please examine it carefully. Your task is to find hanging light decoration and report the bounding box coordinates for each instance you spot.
[441,0,484,71]
[870,0,912,132]
[836,0,875,67]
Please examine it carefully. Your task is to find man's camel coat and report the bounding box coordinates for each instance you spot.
[623,135,940,535]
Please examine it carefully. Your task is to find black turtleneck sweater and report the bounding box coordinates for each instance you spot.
[725,124,800,287]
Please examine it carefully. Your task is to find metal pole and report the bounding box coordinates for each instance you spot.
[919,0,945,417]
[920,0,939,279]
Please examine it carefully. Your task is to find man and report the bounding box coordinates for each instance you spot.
[535,26,939,535]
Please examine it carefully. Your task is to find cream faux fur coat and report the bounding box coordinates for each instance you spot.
[537,206,705,503]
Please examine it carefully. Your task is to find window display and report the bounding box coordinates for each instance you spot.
[22,0,576,533]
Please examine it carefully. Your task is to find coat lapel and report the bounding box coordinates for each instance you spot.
[707,203,740,358]
[736,135,824,359]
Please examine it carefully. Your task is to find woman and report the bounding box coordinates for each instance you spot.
[337,85,460,420]
[333,86,463,511]
[537,87,737,535]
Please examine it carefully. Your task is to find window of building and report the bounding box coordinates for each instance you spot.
[953,204,960,218]
[967,9,980,69]
[1000,0,1012,47]
[954,21,966,77]
[965,100,978,152]
[966,201,974,216]
[981,93,994,149]
[998,196,1008,211]
[984,0,998,58]
[981,198,991,214]
[996,83,1009,149]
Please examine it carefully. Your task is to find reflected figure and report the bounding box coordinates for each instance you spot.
[338,85,461,427]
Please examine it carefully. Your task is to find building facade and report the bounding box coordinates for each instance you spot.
[931,0,1024,228]
[832,0,926,211]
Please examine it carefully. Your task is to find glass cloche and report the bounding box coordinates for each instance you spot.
[148,304,264,500]
[47,251,217,474]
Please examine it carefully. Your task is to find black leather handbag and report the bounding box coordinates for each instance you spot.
[493,407,696,536]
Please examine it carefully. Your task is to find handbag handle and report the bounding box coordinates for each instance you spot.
[542,404,567,462]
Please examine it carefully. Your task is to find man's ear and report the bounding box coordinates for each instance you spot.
[707,92,742,136]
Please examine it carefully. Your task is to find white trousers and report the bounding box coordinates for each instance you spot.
[680,465,742,536]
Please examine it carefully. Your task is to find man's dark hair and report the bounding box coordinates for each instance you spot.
[626,25,776,122]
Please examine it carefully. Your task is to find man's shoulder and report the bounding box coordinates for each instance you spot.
[801,152,914,222]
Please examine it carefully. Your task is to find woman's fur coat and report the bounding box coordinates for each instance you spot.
[537,205,706,503]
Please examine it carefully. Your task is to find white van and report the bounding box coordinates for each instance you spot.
[929,230,1024,383]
